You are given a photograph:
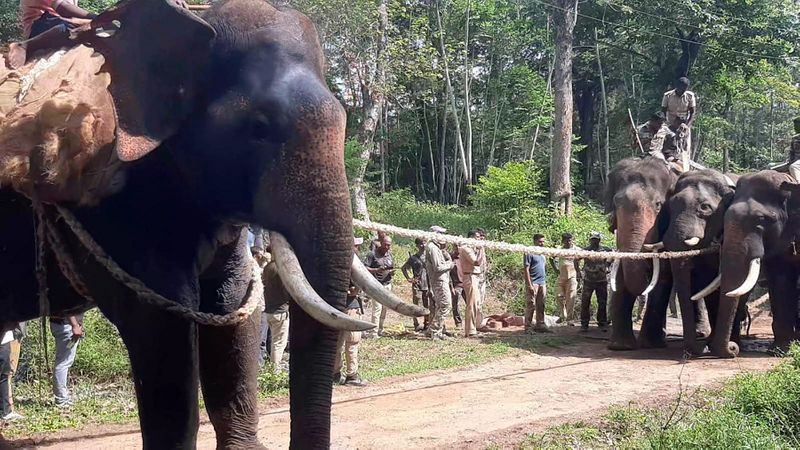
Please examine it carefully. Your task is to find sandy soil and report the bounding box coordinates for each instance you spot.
[15,302,780,450]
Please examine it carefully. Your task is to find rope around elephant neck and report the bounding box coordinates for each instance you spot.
[352,219,718,260]
[40,203,263,326]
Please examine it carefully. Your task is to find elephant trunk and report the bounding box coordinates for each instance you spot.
[615,204,656,295]
[714,225,764,358]
[253,82,352,447]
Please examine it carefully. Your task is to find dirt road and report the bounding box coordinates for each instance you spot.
[28,312,778,450]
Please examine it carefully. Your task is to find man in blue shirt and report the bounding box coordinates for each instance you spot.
[523,233,550,333]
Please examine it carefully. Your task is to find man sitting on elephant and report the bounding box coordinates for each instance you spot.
[634,111,674,156]
[773,117,800,183]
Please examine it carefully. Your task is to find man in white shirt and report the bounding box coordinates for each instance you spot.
[661,77,697,170]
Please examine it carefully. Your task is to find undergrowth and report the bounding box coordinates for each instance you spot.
[521,344,800,449]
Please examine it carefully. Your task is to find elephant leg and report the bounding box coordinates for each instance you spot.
[638,280,671,348]
[609,289,637,350]
[111,305,200,448]
[676,285,705,356]
[694,298,712,338]
[730,294,748,344]
[766,265,798,354]
[198,312,262,449]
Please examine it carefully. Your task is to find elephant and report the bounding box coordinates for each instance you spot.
[716,170,799,357]
[605,155,678,350]
[0,0,423,447]
[658,169,749,355]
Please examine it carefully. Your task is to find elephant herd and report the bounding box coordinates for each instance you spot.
[606,155,800,358]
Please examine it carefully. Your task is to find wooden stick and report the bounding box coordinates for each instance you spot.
[628,108,644,154]
[188,4,211,10]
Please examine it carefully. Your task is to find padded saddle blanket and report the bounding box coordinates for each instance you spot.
[0,45,119,205]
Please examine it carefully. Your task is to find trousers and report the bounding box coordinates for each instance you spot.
[557,276,578,321]
[365,283,391,337]
[524,283,547,330]
[334,309,362,377]
[266,312,289,371]
[580,281,609,327]
[429,278,451,338]
[463,274,482,336]
[51,322,79,405]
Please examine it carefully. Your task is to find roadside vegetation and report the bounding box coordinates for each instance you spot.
[520,344,800,449]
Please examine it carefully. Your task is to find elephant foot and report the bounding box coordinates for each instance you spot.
[695,330,709,339]
[767,341,792,357]
[684,340,708,357]
[608,335,638,351]
[710,341,739,359]
[638,333,667,349]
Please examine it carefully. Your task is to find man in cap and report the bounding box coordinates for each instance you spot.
[425,226,454,340]
[634,111,675,158]
[661,77,697,169]
[363,235,394,338]
[401,238,430,331]
[579,232,612,332]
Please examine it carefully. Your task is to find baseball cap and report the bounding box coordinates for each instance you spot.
[429,226,447,233]
[353,237,364,245]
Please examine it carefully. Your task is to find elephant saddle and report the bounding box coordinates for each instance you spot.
[0,45,119,206]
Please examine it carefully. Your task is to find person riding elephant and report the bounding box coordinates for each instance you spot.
[658,169,748,355]
[716,170,799,357]
[0,0,425,447]
[605,155,678,350]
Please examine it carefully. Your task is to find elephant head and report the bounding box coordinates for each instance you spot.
[605,157,675,295]
[717,170,796,357]
[72,0,422,446]
[660,169,736,354]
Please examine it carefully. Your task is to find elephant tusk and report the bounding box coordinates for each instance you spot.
[725,258,761,298]
[270,232,376,332]
[609,259,619,292]
[684,237,701,247]
[351,255,429,317]
[691,274,720,301]
[642,242,664,252]
[640,257,660,296]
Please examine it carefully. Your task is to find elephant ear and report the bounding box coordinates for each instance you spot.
[73,0,216,161]
[655,200,671,241]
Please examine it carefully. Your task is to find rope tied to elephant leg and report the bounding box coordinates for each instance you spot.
[37,202,264,327]
[353,219,718,260]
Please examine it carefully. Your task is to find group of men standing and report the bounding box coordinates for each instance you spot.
[523,232,612,333]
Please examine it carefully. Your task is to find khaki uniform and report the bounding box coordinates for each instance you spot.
[265,312,289,371]
[334,309,362,377]
[635,122,674,155]
[556,251,578,322]
[789,134,800,182]
[662,89,697,166]
[425,241,454,338]
[459,245,483,336]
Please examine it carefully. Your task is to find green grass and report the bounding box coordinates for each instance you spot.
[519,344,800,450]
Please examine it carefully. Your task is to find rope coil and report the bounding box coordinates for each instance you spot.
[39,203,263,327]
[353,219,718,260]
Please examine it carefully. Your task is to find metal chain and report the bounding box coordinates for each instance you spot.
[353,219,718,260]
[39,203,263,326]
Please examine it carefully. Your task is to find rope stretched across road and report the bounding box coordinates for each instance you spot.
[353,219,718,261]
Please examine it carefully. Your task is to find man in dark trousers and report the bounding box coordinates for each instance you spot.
[401,238,430,331]
[579,232,612,332]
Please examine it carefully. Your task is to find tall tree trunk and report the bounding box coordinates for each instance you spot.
[435,0,470,183]
[422,102,437,193]
[438,94,448,203]
[594,28,610,183]
[550,0,577,215]
[463,0,474,182]
[351,0,389,221]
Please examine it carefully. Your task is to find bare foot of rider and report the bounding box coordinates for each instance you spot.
[7,43,27,70]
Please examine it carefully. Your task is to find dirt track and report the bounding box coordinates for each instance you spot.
[24,308,779,450]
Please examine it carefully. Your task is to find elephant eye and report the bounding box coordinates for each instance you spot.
[699,203,713,214]
[249,114,274,140]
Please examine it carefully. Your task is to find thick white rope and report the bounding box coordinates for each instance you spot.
[353,219,718,260]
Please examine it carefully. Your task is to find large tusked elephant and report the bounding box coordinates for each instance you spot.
[717,170,799,357]
[605,156,677,350]
[0,0,422,447]
[659,169,748,355]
